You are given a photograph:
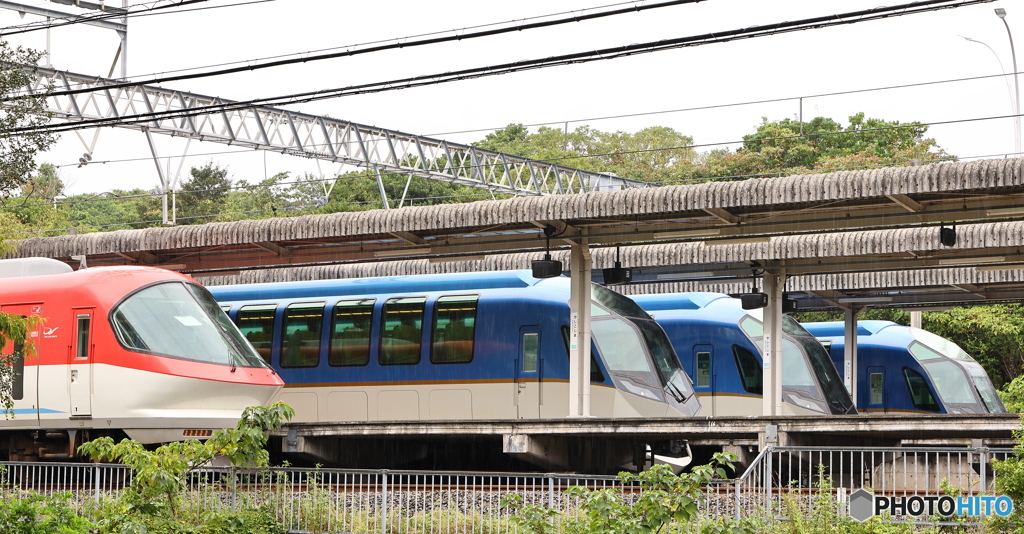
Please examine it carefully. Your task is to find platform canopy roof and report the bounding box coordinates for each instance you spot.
[7,157,1024,308]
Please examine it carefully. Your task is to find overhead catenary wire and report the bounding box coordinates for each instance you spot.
[13,0,708,95]
[4,0,993,136]
[0,0,280,37]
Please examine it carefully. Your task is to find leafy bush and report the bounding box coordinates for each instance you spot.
[0,491,95,534]
[503,452,753,534]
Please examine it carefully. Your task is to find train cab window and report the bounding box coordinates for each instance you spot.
[282,302,325,368]
[738,316,763,338]
[696,352,711,387]
[381,297,425,365]
[560,326,606,383]
[329,299,374,366]
[75,314,91,359]
[431,295,477,364]
[903,367,940,412]
[732,345,763,395]
[238,304,276,363]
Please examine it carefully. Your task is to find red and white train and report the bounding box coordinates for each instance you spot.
[0,258,283,461]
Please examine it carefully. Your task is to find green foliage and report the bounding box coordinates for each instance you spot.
[0,491,95,534]
[1001,377,1024,413]
[503,452,752,534]
[991,422,1024,533]
[0,41,58,198]
[196,507,281,534]
[0,314,39,416]
[923,305,1024,389]
[77,402,293,533]
[178,162,232,224]
[474,123,696,183]
[693,113,952,181]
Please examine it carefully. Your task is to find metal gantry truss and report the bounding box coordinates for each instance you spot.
[33,67,638,197]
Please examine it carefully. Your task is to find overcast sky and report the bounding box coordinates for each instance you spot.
[1,0,1020,196]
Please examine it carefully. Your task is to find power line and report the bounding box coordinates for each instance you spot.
[0,0,211,36]
[425,71,1024,138]
[36,0,706,100]
[115,0,670,81]
[0,0,285,37]
[8,0,992,136]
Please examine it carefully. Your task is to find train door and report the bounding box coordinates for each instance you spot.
[69,309,93,416]
[516,326,541,419]
[866,366,886,413]
[693,345,714,416]
[1,304,40,418]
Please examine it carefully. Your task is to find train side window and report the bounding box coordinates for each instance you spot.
[75,314,91,359]
[10,338,24,401]
[237,304,276,363]
[903,367,940,412]
[696,351,711,387]
[869,373,884,404]
[560,326,605,383]
[732,345,763,395]
[329,299,374,367]
[380,297,425,365]
[282,302,325,368]
[431,295,477,364]
[522,333,539,372]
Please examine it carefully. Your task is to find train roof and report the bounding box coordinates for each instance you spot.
[630,292,732,312]
[631,292,756,327]
[208,269,565,302]
[0,257,74,278]
[802,321,900,339]
[0,265,197,306]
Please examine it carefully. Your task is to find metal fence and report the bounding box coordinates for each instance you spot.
[0,445,1016,532]
[735,446,1017,524]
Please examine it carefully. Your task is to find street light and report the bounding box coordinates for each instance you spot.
[960,36,1017,118]
[995,8,1021,156]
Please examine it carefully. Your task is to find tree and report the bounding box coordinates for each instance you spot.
[473,123,697,184]
[0,41,57,199]
[690,112,953,181]
[0,41,60,414]
[176,162,231,224]
[221,171,293,221]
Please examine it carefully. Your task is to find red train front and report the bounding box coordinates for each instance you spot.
[0,258,283,461]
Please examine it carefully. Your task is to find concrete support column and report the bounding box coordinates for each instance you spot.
[910,311,922,330]
[568,240,592,417]
[762,272,786,416]
[844,307,861,407]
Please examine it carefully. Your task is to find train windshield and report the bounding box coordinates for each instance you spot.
[590,285,694,405]
[963,362,1007,413]
[783,318,856,414]
[909,339,993,414]
[111,281,270,368]
[740,312,855,414]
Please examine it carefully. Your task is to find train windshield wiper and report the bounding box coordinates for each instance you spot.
[666,382,687,403]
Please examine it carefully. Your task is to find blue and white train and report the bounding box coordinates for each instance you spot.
[209,271,699,419]
[802,321,1006,414]
[631,293,857,416]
